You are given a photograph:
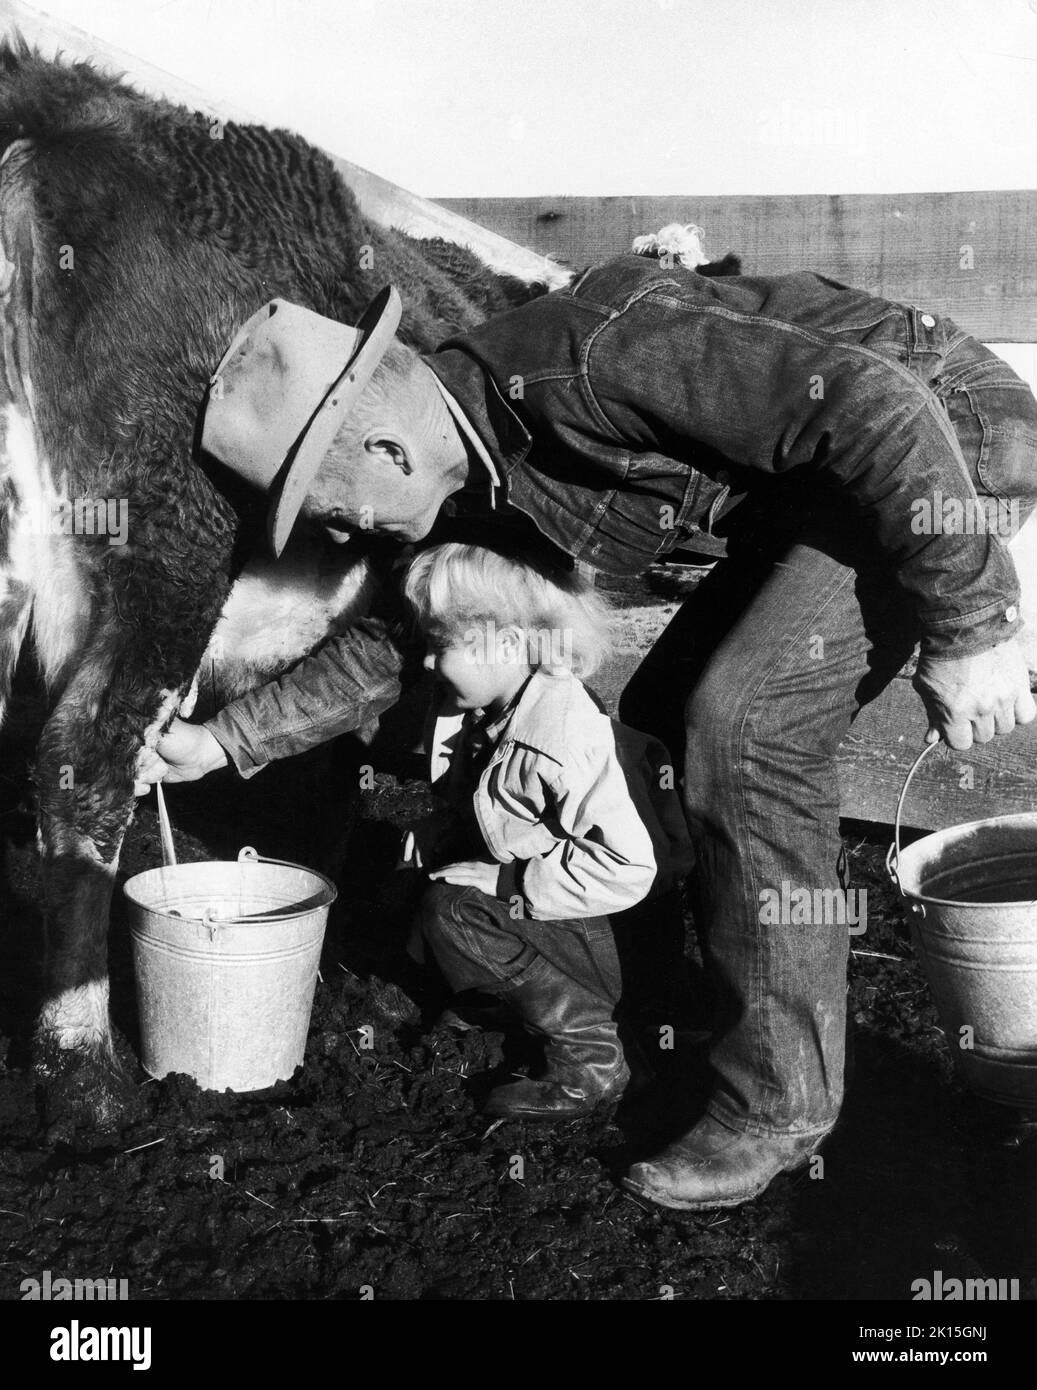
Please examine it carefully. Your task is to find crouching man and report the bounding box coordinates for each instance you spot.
[141,257,1037,1209]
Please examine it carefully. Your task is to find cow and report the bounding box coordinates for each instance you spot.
[0,39,742,1132]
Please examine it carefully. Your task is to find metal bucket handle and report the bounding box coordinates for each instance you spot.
[151,785,333,931]
[199,846,264,935]
[885,740,942,908]
[193,846,331,930]
[237,844,305,872]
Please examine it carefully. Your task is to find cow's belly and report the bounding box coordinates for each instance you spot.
[187,544,376,715]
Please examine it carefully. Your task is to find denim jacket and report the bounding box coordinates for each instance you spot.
[430,669,695,920]
[427,256,1022,650]
[206,257,1028,777]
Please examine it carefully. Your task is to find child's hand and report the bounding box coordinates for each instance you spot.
[398,810,459,870]
[428,858,500,893]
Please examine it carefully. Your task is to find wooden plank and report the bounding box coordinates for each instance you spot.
[591,580,1037,833]
[438,192,1037,341]
[838,674,1037,830]
[0,0,568,288]
[599,630,1037,833]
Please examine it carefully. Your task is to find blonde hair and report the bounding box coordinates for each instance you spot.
[403,543,613,678]
[631,222,708,267]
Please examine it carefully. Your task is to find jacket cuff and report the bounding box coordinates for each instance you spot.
[205,708,269,780]
[918,599,1023,660]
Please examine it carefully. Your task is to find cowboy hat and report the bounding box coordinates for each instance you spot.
[201,285,402,556]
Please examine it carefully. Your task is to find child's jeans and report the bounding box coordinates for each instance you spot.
[410,881,623,1007]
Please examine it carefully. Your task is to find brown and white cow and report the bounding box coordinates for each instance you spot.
[0,40,741,1129]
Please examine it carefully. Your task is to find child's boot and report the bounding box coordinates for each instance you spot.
[484,959,630,1120]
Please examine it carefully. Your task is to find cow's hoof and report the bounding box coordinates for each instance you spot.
[33,1039,139,1139]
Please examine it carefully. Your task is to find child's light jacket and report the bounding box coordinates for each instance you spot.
[430,669,694,921]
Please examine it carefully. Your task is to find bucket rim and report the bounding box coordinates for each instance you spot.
[890,747,1037,908]
[122,856,338,924]
[893,810,1037,909]
[896,883,1037,910]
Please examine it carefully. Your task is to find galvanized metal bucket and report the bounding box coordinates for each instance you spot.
[124,845,337,1092]
[888,742,1037,1107]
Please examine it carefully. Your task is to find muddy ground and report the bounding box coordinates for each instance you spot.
[1,581,1035,1304]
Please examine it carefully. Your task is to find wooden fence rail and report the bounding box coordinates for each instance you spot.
[440,191,1037,343]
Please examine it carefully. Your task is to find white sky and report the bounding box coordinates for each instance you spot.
[33,0,1037,196]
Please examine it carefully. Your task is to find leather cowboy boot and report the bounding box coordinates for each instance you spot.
[622,1113,829,1210]
[484,958,632,1120]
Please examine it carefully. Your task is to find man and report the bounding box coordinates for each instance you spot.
[145,256,1037,1210]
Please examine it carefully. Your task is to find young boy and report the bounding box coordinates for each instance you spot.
[400,542,693,1121]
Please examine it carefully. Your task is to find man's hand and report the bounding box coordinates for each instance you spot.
[134,717,229,794]
[914,638,1037,750]
[428,858,501,893]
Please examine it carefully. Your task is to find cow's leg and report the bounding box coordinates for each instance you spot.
[32,632,183,1132]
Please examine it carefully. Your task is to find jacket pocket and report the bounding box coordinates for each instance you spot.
[824,305,912,364]
[577,455,708,572]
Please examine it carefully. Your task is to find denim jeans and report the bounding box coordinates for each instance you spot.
[411,881,624,1007]
[620,333,1037,1139]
